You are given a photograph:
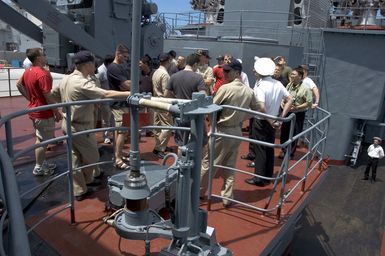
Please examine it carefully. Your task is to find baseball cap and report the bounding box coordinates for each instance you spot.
[74,51,95,65]
[253,57,275,76]
[373,137,382,142]
[196,49,211,59]
[223,58,242,72]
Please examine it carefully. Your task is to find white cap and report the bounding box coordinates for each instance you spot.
[237,58,242,64]
[253,57,275,76]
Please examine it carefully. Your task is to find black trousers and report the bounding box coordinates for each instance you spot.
[280,111,306,156]
[252,119,275,182]
[365,157,379,179]
[248,117,256,158]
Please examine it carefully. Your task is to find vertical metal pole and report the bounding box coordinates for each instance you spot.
[302,127,313,192]
[276,115,296,220]
[129,0,142,172]
[64,106,75,224]
[239,11,243,41]
[7,68,11,97]
[189,112,204,238]
[0,147,31,256]
[207,111,217,211]
[5,120,14,158]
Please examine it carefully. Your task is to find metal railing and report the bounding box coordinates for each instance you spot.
[158,10,307,46]
[0,97,194,256]
[0,97,331,255]
[328,6,385,29]
[205,105,330,220]
[0,67,64,97]
[0,98,128,256]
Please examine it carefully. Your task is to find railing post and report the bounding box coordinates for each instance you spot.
[207,111,217,212]
[7,68,11,97]
[0,147,31,256]
[5,120,13,158]
[64,105,75,224]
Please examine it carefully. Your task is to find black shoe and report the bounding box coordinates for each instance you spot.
[153,149,165,159]
[87,180,102,187]
[362,177,369,180]
[247,162,256,168]
[241,154,255,161]
[75,190,93,201]
[245,178,269,187]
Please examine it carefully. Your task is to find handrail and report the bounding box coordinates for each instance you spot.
[206,105,331,220]
[0,67,64,97]
[158,9,307,45]
[0,96,330,254]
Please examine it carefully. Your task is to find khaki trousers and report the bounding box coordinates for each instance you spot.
[153,111,173,152]
[63,122,100,196]
[200,126,241,205]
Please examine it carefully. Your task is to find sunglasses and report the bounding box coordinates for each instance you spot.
[223,69,231,73]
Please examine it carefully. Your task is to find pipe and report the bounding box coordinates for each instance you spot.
[129,0,142,173]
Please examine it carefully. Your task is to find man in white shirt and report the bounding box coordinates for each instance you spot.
[96,54,114,144]
[244,58,293,187]
[237,59,250,87]
[364,136,384,182]
[300,65,320,109]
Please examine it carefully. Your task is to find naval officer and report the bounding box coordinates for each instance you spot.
[51,51,131,201]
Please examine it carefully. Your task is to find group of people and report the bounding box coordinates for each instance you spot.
[17,44,323,204]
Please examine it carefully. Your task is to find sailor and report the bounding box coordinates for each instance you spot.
[363,137,384,182]
[279,66,313,159]
[16,47,61,176]
[167,50,179,75]
[176,55,186,71]
[96,54,115,144]
[273,56,292,84]
[272,63,289,86]
[236,59,250,87]
[107,44,131,170]
[196,49,215,94]
[244,58,293,187]
[152,53,173,158]
[300,64,320,109]
[51,50,131,201]
[200,58,264,207]
[165,53,207,146]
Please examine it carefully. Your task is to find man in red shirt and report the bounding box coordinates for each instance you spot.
[17,48,61,176]
[212,53,232,93]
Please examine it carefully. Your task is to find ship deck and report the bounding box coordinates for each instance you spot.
[2,96,328,255]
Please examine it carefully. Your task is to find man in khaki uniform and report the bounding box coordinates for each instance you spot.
[51,51,131,201]
[196,49,215,95]
[152,53,172,158]
[200,58,264,207]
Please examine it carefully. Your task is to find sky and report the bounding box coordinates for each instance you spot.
[153,0,193,14]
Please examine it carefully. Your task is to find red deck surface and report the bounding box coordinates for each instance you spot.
[2,96,327,255]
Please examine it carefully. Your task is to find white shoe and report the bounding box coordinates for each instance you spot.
[104,138,111,144]
[33,166,55,176]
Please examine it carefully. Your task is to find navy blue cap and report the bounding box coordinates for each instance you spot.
[223,58,242,72]
[74,51,95,65]
[159,53,170,62]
